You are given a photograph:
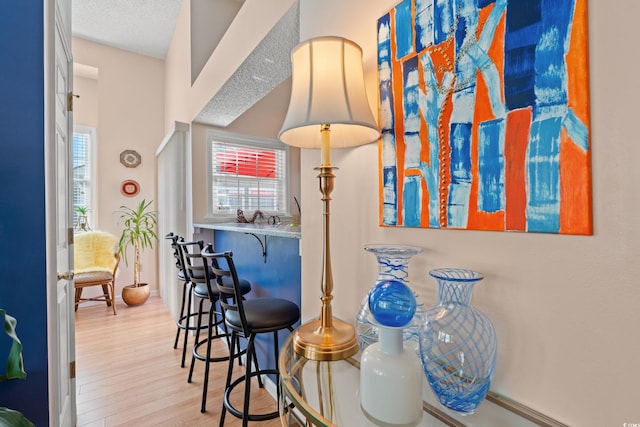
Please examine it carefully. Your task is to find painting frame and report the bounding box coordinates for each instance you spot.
[378,0,592,235]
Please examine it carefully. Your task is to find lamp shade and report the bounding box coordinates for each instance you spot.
[278,36,380,149]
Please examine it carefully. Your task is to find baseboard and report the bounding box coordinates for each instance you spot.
[76,289,160,308]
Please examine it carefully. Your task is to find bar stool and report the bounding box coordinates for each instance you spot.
[165,233,198,368]
[201,245,300,426]
[183,240,252,413]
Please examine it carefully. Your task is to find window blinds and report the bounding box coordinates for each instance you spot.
[210,139,287,215]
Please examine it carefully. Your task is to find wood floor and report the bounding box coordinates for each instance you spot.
[75,296,283,427]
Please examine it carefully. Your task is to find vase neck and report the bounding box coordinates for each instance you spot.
[366,245,422,283]
[375,254,413,282]
[437,281,476,306]
[377,326,404,355]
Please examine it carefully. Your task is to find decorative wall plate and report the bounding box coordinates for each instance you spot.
[120,180,140,197]
[120,150,141,168]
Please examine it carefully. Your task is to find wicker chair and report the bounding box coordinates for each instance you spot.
[74,231,120,315]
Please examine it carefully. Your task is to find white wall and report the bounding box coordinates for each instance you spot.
[190,0,243,84]
[163,0,192,133]
[73,74,98,129]
[297,1,640,426]
[72,38,165,297]
[165,2,301,223]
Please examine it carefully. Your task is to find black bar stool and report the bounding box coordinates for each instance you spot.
[201,245,300,426]
[183,240,252,413]
[165,233,203,368]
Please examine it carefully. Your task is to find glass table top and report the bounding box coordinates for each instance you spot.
[279,331,567,427]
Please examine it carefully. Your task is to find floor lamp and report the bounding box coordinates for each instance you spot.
[278,36,380,361]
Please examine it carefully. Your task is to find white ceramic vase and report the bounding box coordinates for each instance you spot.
[360,325,423,426]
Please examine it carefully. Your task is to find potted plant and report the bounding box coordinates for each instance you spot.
[75,206,91,232]
[116,199,158,306]
[1,309,35,427]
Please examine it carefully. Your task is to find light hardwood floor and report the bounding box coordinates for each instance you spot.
[75,296,283,427]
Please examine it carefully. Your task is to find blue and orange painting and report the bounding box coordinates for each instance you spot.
[378,0,592,234]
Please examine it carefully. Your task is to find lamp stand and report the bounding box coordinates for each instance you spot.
[292,135,359,361]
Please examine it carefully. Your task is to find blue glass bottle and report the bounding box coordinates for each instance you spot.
[419,268,497,415]
[360,280,423,426]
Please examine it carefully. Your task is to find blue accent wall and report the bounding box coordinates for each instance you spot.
[0,2,51,426]
[212,231,301,380]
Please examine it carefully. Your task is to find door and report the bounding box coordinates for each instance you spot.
[50,4,76,426]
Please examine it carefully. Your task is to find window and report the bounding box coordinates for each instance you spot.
[72,126,95,225]
[207,130,289,219]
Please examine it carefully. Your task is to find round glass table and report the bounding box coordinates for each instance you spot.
[279,331,568,427]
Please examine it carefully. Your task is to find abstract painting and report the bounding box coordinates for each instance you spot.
[378,0,592,234]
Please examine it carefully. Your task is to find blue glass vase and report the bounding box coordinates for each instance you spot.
[419,268,497,415]
[355,244,423,352]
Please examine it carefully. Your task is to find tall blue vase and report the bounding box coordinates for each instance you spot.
[419,268,497,415]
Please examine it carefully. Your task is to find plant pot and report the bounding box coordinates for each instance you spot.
[122,283,150,306]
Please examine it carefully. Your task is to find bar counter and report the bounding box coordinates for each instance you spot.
[195,222,301,240]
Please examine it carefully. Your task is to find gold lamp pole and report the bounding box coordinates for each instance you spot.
[279,37,380,361]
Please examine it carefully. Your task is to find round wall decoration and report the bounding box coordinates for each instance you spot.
[120,150,142,168]
[120,180,140,197]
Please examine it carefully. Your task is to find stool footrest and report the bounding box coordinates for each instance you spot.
[223,368,280,422]
[191,332,243,364]
[175,312,210,332]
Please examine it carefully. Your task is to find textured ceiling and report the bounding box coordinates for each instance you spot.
[71,0,183,59]
[71,0,297,128]
[194,2,299,127]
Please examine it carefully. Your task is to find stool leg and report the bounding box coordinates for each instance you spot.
[188,295,204,381]
[174,280,188,349]
[219,331,239,427]
[273,330,280,402]
[241,335,256,427]
[252,344,264,389]
[200,302,218,413]
[183,284,197,369]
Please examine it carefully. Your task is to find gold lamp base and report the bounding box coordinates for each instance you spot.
[290,127,361,362]
[293,318,359,361]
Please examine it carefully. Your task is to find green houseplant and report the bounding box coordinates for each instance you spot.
[74,206,91,232]
[116,199,158,306]
[0,309,35,427]
[75,206,90,215]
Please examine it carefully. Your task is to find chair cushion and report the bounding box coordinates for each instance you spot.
[74,231,118,273]
[193,277,251,299]
[188,269,250,294]
[234,278,252,295]
[75,271,113,285]
[225,298,300,333]
[193,282,216,299]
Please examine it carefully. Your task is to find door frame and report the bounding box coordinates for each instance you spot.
[45,0,76,425]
